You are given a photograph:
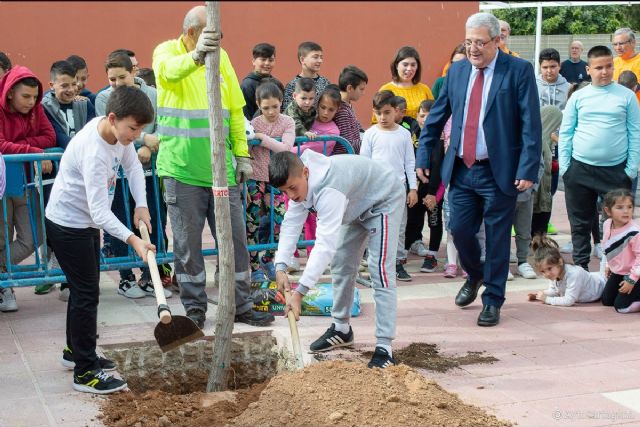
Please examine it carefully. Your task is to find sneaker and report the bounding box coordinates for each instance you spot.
[409,240,428,257]
[34,284,56,295]
[286,258,301,273]
[235,309,274,326]
[261,261,277,281]
[61,346,116,372]
[509,252,518,263]
[592,243,603,259]
[58,285,70,302]
[159,265,174,288]
[461,268,469,279]
[310,324,354,352]
[186,308,205,329]
[547,223,558,235]
[367,346,396,369]
[443,264,458,278]
[117,275,145,299]
[0,288,18,312]
[396,263,412,281]
[73,369,127,394]
[251,269,269,283]
[420,255,438,273]
[517,262,537,279]
[137,278,173,299]
[560,241,573,254]
[100,243,114,259]
[507,271,514,281]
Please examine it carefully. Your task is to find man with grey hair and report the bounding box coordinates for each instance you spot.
[498,19,520,57]
[560,40,590,84]
[152,5,274,329]
[416,12,541,327]
[613,28,640,81]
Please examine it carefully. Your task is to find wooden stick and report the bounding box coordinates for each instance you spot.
[285,290,304,369]
[204,1,236,393]
[139,221,171,324]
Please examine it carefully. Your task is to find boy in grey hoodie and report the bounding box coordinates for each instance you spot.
[271,150,404,369]
[536,48,570,110]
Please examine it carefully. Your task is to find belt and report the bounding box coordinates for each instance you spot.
[456,156,490,165]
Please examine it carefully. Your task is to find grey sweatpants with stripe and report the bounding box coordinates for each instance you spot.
[330,191,404,347]
[163,177,253,315]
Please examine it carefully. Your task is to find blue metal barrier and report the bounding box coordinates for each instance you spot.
[0,136,353,287]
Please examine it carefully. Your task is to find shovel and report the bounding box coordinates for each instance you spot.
[139,221,204,352]
[284,289,305,369]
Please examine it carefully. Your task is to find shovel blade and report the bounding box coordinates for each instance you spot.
[155,315,205,352]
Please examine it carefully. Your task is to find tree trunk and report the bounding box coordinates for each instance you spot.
[204,0,235,393]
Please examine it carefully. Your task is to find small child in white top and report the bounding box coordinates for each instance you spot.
[45,86,155,395]
[527,235,604,306]
[360,90,417,280]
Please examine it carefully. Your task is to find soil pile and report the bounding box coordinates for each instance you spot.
[100,360,511,427]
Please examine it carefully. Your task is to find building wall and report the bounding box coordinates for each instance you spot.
[0,1,478,125]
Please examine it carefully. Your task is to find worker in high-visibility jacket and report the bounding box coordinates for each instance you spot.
[153,5,274,328]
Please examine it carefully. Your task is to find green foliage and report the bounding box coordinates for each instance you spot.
[492,4,640,35]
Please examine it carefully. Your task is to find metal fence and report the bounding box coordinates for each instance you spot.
[0,135,353,288]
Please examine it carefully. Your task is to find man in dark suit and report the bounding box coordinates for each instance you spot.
[416,12,541,327]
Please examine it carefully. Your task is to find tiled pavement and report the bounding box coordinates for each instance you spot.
[1,192,639,427]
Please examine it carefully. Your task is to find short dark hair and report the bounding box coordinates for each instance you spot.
[66,55,87,72]
[105,53,133,73]
[618,70,638,90]
[256,80,284,103]
[297,41,322,62]
[394,96,407,109]
[319,84,341,108]
[136,68,156,87]
[0,52,11,72]
[391,46,421,85]
[372,90,397,110]
[294,77,315,93]
[539,48,560,65]
[338,65,368,91]
[269,151,303,187]
[17,77,39,88]
[50,60,76,81]
[105,85,154,125]
[253,43,276,59]
[110,49,136,58]
[587,45,612,60]
[419,99,435,113]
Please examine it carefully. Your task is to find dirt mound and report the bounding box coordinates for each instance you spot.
[387,342,498,372]
[100,360,511,427]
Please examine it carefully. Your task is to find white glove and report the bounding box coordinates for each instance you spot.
[192,29,220,65]
[235,157,253,184]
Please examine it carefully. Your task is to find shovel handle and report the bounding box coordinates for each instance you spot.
[284,290,304,369]
[139,221,171,324]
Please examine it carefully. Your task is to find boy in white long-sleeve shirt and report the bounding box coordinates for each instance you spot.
[360,90,417,281]
[271,150,404,369]
[45,86,155,394]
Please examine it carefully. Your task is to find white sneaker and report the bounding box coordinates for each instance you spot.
[509,252,518,263]
[138,280,173,299]
[507,271,514,281]
[517,262,537,279]
[58,286,70,302]
[560,242,573,254]
[409,240,428,257]
[287,258,301,273]
[0,288,18,312]
[117,277,146,299]
[592,243,603,259]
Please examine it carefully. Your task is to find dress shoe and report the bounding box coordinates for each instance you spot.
[454,278,482,307]
[477,304,500,327]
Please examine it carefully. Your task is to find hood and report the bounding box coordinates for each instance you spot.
[0,65,44,113]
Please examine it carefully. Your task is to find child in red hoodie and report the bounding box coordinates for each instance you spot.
[0,65,55,312]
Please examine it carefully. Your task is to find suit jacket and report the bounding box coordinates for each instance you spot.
[416,50,542,197]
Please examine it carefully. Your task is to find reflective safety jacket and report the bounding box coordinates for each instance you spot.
[153,36,247,187]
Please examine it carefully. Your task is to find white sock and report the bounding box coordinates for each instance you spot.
[333,322,350,334]
[377,344,392,357]
[446,235,458,266]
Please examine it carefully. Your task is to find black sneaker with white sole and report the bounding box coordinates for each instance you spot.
[396,263,412,281]
[367,346,396,369]
[73,369,127,394]
[309,324,354,352]
[186,308,206,329]
[61,346,116,371]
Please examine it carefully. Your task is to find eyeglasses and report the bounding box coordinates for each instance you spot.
[612,40,631,47]
[464,38,494,49]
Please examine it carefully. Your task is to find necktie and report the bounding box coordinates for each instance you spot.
[463,68,485,168]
